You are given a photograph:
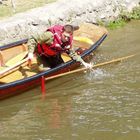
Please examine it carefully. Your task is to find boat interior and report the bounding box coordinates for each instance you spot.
[0,23,107,84]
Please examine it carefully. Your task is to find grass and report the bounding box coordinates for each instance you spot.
[107,18,126,29]
[127,6,140,20]
[0,1,140,28]
[101,6,140,30]
[0,0,57,19]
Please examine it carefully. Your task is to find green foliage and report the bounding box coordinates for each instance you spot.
[97,20,104,26]
[0,0,57,19]
[106,6,140,30]
[130,6,140,19]
[107,19,126,29]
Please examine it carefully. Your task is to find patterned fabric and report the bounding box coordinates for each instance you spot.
[27,31,53,54]
[27,25,84,65]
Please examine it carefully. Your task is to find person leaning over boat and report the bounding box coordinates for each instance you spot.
[27,24,92,71]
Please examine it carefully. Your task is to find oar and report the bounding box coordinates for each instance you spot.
[0,57,29,78]
[45,54,135,81]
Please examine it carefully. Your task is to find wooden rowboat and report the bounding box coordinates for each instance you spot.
[0,23,107,100]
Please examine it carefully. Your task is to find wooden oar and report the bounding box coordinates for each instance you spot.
[45,54,135,81]
[0,57,28,78]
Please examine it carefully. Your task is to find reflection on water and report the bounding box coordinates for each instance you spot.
[0,20,140,140]
[0,96,73,140]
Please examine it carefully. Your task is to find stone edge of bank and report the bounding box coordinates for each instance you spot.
[0,0,139,45]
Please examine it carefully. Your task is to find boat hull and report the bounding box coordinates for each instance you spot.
[0,55,89,99]
[0,23,107,100]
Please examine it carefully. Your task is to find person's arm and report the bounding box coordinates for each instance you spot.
[27,31,53,59]
[27,38,37,53]
[27,37,37,60]
[67,48,92,68]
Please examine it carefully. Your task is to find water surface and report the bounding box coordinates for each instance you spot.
[0,20,140,140]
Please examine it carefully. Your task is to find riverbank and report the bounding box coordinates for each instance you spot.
[106,6,140,29]
[0,0,139,45]
[0,0,56,19]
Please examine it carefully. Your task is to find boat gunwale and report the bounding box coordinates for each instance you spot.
[0,39,28,50]
[0,33,107,89]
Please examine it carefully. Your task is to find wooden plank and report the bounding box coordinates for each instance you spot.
[0,51,28,78]
[0,58,28,78]
[1,44,28,63]
[0,51,4,66]
[0,59,38,83]
[5,51,28,66]
[74,23,108,42]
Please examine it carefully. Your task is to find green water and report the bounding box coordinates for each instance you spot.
[0,20,140,140]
